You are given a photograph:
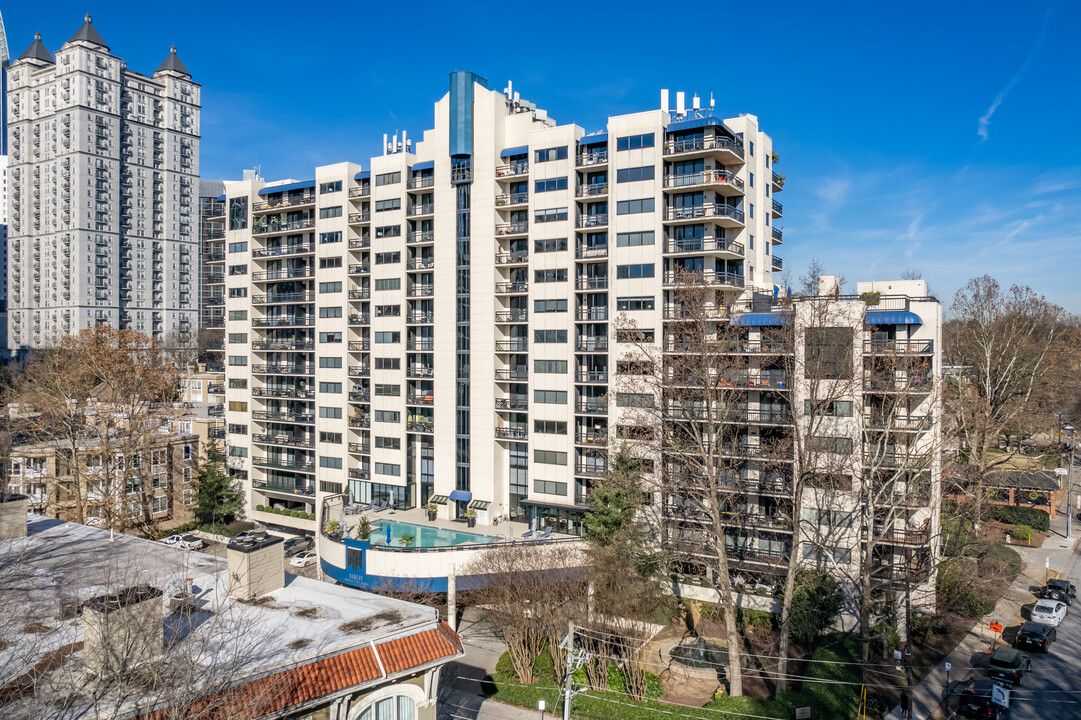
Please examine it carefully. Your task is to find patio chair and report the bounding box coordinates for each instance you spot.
[535,526,553,540]
[374,500,390,512]
[521,528,534,540]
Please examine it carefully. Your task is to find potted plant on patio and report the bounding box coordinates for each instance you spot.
[324,520,341,538]
[355,514,372,541]
[464,507,477,528]
[425,502,438,521]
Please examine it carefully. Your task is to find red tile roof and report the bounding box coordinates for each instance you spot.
[137,621,462,720]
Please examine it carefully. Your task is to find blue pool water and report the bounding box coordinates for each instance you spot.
[369,520,501,548]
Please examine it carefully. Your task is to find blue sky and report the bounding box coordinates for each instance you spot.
[6,1,1080,312]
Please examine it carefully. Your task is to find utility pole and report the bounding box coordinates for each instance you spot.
[563,620,574,720]
[903,550,914,720]
[1067,435,1075,539]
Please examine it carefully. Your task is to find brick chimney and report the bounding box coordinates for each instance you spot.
[0,493,29,540]
[82,585,164,676]
[227,534,284,601]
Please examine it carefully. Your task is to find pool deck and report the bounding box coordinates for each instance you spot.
[336,506,573,545]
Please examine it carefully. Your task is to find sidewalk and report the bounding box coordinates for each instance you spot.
[886,513,1080,720]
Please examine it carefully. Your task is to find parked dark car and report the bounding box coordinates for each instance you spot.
[958,678,1010,719]
[283,536,314,557]
[1014,621,1056,653]
[1043,578,1076,605]
[988,648,1031,686]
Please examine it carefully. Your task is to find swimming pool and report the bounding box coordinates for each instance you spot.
[369,520,501,548]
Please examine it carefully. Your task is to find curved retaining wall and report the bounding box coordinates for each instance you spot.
[318,535,586,592]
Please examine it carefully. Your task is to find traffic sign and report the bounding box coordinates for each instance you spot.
[945,662,952,672]
[989,621,1003,633]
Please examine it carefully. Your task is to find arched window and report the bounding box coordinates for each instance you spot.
[353,695,415,720]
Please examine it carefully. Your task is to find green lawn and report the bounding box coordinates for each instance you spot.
[481,634,890,720]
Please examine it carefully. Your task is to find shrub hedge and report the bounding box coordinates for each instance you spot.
[987,505,1050,531]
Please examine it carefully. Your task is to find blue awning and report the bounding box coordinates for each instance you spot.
[354,170,370,180]
[257,180,315,196]
[666,116,735,137]
[216,194,225,202]
[448,490,473,503]
[500,145,528,158]
[579,133,607,146]
[865,310,922,325]
[730,313,789,327]
[411,161,434,172]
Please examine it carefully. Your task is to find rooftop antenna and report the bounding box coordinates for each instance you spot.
[710,92,716,115]
[692,94,701,117]
[660,88,670,114]
[676,91,686,118]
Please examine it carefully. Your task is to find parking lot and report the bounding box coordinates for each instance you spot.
[188,536,322,580]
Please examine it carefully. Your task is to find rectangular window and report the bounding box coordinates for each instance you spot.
[229,287,248,298]
[534,480,568,496]
[809,436,855,454]
[319,282,342,293]
[802,508,854,528]
[227,424,247,435]
[616,296,655,311]
[375,251,401,264]
[375,410,401,423]
[228,333,248,344]
[616,166,655,183]
[534,360,568,374]
[749,203,754,219]
[616,263,655,279]
[375,225,401,238]
[534,269,567,283]
[616,231,655,247]
[319,206,343,219]
[616,198,655,215]
[534,177,569,193]
[749,141,755,156]
[228,401,248,412]
[228,241,248,253]
[805,327,853,379]
[804,400,854,417]
[228,379,247,389]
[320,357,343,368]
[374,278,401,291]
[534,329,567,343]
[375,357,400,370]
[228,355,247,366]
[320,257,343,269]
[320,456,343,469]
[749,172,754,188]
[534,420,567,434]
[534,390,568,404]
[228,446,248,458]
[375,198,401,212]
[228,310,247,321]
[535,146,568,163]
[616,328,655,343]
[616,133,655,151]
[802,543,852,565]
[375,304,400,317]
[375,171,401,186]
[319,231,342,244]
[320,480,344,494]
[375,332,400,343]
[320,431,342,444]
[375,436,401,450]
[535,207,569,223]
[375,462,401,477]
[319,332,343,343]
[320,180,342,193]
[228,197,248,230]
[535,237,568,253]
[534,450,568,465]
[228,264,247,276]
[319,382,343,393]
[374,384,400,396]
[616,393,653,407]
[319,307,343,318]
[319,407,343,419]
[534,299,567,313]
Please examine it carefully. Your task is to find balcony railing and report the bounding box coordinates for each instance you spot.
[349,263,371,275]
[348,340,371,352]
[495,368,529,381]
[349,389,370,402]
[408,175,435,190]
[495,397,529,411]
[252,244,314,258]
[349,212,371,224]
[495,251,529,265]
[252,434,315,449]
[348,313,370,325]
[772,227,783,243]
[665,237,744,255]
[252,479,315,496]
[253,195,315,212]
[349,186,371,198]
[407,257,435,271]
[575,277,608,291]
[663,135,745,159]
[495,340,529,352]
[407,393,434,406]
[251,340,315,351]
[576,401,607,415]
[252,291,315,305]
[253,268,315,281]
[575,462,607,477]
[663,168,745,191]
[253,387,315,400]
[408,338,435,351]
[349,237,371,249]
[576,214,608,229]
[407,230,434,244]
[576,182,608,197]
[349,365,371,377]
[772,255,783,270]
[407,366,435,379]
[663,270,744,288]
[349,416,371,428]
[576,337,609,352]
[575,244,608,260]
[495,426,528,440]
[495,309,529,322]
[772,199,783,215]
[496,161,529,177]
[407,421,434,434]
[251,364,314,375]
[252,410,315,424]
[575,370,608,383]
[864,339,934,355]
[576,307,608,321]
[495,281,528,294]
[576,150,609,167]
[495,191,529,206]
[407,311,434,324]
[349,442,371,454]
[252,316,314,327]
[253,218,316,235]
[407,203,434,217]
[495,222,529,236]
[663,203,745,224]
[407,285,435,298]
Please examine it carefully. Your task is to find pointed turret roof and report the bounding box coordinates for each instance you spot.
[154,45,190,78]
[17,31,54,64]
[65,13,108,51]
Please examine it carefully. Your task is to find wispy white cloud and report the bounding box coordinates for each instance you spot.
[978,7,1054,141]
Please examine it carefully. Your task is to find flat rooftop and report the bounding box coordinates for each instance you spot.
[0,515,453,717]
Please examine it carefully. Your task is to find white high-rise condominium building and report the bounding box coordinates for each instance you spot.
[5,15,199,350]
[222,73,942,611]
[221,72,786,534]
